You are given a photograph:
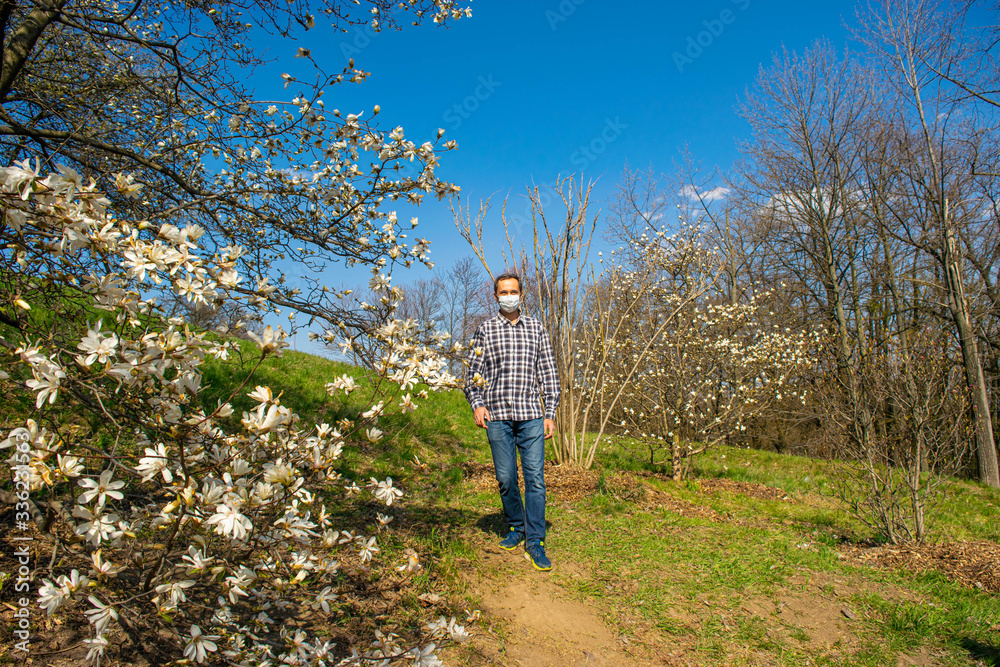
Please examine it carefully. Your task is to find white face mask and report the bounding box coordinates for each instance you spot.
[498,294,520,313]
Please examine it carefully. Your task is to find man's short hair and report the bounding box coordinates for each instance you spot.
[493,272,522,294]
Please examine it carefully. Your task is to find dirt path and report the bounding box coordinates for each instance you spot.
[463,544,664,667]
[457,538,951,667]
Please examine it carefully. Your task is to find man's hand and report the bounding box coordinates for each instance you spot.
[544,419,556,439]
[473,406,491,428]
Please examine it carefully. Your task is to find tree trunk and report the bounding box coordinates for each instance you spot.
[671,433,683,482]
[943,205,1000,488]
[0,0,69,102]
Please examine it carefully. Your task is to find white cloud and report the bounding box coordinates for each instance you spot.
[679,184,730,203]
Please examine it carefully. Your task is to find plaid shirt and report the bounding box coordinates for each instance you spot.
[464,313,560,421]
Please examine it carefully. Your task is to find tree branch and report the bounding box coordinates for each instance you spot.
[0,0,69,102]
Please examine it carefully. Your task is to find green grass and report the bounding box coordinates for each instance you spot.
[536,438,997,665]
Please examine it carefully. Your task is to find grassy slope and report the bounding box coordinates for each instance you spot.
[202,346,1000,667]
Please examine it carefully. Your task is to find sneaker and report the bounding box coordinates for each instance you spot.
[524,541,552,571]
[498,529,524,551]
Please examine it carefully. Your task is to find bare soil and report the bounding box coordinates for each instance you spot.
[840,540,1000,594]
[462,544,666,667]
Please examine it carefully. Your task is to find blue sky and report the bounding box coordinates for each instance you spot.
[259,0,861,352]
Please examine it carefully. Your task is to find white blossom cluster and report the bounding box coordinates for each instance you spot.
[0,165,471,665]
[572,229,821,475]
[610,293,819,470]
[18,1,473,340]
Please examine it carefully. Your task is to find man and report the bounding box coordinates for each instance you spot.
[464,272,560,571]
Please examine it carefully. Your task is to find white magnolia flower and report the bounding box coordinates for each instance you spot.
[371,477,403,505]
[218,268,242,288]
[448,617,471,642]
[84,595,118,635]
[369,273,391,291]
[58,569,90,597]
[155,579,196,606]
[287,628,313,659]
[206,503,252,541]
[89,550,122,578]
[362,401,384,420]
[183,625,220,664]
[275,511,317,541]
[249,402,292,433]
[26,366,66,407]
[77,322,119,365]
[247,385,272,403]
[73,506,121,546]
[181,545,214,574]
[136,443,173,483]
[397,552,422,573]
[409,643,442,667]
[246,325,290,355]
[327,373,357,395]
[77,469,125,507]
[84,635,109,663]
[57,454,84,478]
[313,586,337,613]
[224,567,256,603]
[399,393,418,412]
[263,461,296,486]
[230,458,251,478]
[38,579,70,615]
[359,536,379,562]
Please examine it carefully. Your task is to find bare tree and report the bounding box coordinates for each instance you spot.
[396,276,446,326]
[444,257,491,339]
[858,0,1000,487]
[454,178,599,465]
[735,40,883,463]
[830,327,973,543]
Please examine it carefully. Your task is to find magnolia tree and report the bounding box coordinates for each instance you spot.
[0,0,470,339]
[567,237,718,469]
[592,228,818,480]
[612,295,818,479]
[0,166,471,665]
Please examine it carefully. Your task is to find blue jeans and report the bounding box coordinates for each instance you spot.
[486,418,546,545]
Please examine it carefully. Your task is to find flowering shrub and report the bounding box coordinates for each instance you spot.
[0,164,471,665]
[574,228,819,479]
[609,293,819,479]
